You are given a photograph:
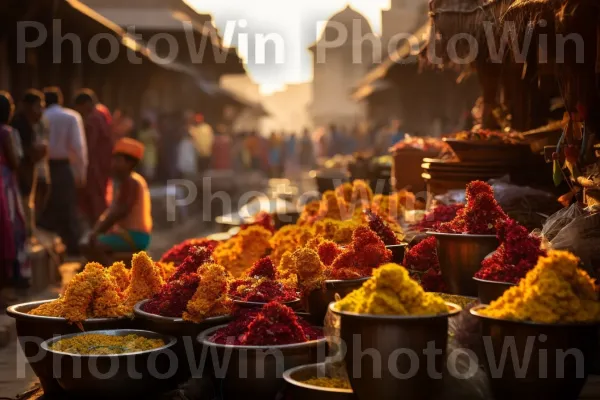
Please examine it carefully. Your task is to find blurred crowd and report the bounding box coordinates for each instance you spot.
[0,87,150,299]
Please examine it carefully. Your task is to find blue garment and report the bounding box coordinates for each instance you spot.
[391,131,406,146]
[98,230,151,251]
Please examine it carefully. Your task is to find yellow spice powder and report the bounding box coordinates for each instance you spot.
[51,334,164,355]
[303,377,351,389]
[336,264,448,315]
[480,250,600,323]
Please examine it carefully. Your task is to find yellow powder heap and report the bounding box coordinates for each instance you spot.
[50,334,164,355]
[336,264,448,315]
[303,377,351,390]
[481,250,600,323]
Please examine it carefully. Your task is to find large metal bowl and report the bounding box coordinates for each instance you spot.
[133,300,232,383]
[198,325,327,400]
[6,300,135,395]
[473,277,516,305]
[41,329,176,398]
[428,232,499,296]
[330,302,462,400]
[283,363,356,400]
[305,278,369,326]
[471,305,600,400]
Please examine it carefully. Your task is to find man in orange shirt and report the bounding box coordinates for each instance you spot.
[81,138,152,265]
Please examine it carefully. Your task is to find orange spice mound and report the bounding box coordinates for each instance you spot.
[124,252,165,309]
[183,263,233,323]
[212,225,272,277]
[28,262,127,322]
[292,248,326,292]
[107,262,131,292]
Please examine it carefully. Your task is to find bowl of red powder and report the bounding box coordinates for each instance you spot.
[198,302,326,400]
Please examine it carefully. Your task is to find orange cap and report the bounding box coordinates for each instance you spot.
[113,137,145,160]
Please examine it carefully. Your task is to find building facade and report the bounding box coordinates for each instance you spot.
[309,6,375,129]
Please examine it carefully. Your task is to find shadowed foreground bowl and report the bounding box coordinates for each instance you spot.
[305,278,369,326]
[428,232,499,296]
[133,300,231,382]
[330,302,461,400]
[41,329,176,398]
[198,325,327,400]
[6,300,135,396]
[474,278,516,305]
[471,305,600,400]
[283,363,356,400]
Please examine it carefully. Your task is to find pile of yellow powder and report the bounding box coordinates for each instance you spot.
[481,250,600,323]
[335,263,449,315]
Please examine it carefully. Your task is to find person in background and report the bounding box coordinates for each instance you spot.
[138,117,159,181]
[211,125,232,170]
[96,103,112,127]
[268,132,283,178]
[73,89,112,229]
[0,92,27,290]
[111,108,134,141]
[390,119,406,145]
[189,113,214,175]
[327,124,340,157]
[11,90,47,203]
[298,128,315,170]
[38,87,86,255]
[81,138,152,265]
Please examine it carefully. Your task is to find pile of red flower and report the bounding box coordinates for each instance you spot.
[160,238,218,265]
[143,247,212,317]
[437,181,508,235]
[403,237,447,292]
[475,219,546,284]
[322,226,392,280]
[229,257,298,303]
[365,209,400,245]
[209,302,323,346]
[412,203,465,232]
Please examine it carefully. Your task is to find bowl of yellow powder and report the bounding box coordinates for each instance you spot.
[470,250,600,400]
[329,263,461,400]
[283,363,355,400]
[41,329,176,398]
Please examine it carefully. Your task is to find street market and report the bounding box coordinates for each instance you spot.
[2,0,600,399]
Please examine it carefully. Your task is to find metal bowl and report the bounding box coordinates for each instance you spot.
[133,300,231,383]
[443,139,532,164]
[233,297,302,310]
[198,325,327,400]
[428,232,499,296]
[473,277,516,305]
[6,300,135,395]
[41,329,176,398]
[330,302,462,400]
[471,305,600,400]
[283,363,356,400]
[305,278,369,326]
[387,243,408,264]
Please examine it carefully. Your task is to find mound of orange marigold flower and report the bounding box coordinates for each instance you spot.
[183,263,233,323]
[212,225,272,277]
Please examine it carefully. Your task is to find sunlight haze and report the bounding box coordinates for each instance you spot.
[186,0,390,93]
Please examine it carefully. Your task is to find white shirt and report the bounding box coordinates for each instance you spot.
[43,104,88,178]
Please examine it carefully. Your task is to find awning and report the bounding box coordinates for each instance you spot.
[352,22,430,101]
